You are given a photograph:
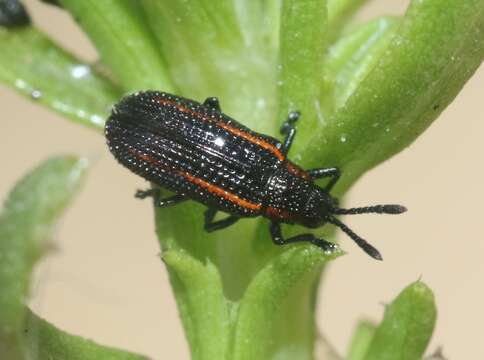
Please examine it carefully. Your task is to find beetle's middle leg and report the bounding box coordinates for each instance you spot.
[270,221,338,252]
[280,111,300,156]
[135,188,187,207]
[204,208,240,232]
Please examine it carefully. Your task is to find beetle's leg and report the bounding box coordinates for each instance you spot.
[203,97,221,111]
[204,207,239,232]
[135,188,187,207]
[279,111,300,156]
[307,167,341,192]
[270,221,338,252]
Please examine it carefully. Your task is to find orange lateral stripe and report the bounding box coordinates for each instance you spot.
[183,172,262,211]
[286,162,310,179]
[158,98,285,161]
[132,148,262,210]
[265,206,291,220]
[137,152,156,164]
[215,122,285,161]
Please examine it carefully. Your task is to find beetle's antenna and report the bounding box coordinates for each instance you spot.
[327,216,383,260]
[333,204,406,215]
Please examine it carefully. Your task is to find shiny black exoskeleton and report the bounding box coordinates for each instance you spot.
[105,91,406,260]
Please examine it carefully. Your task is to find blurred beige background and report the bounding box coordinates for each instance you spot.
[1,1,483,359]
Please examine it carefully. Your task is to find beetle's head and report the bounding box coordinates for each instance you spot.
[300,189,338,228]
[304,188,406,260]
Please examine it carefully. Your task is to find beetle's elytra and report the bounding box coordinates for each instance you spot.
[105,91,406,260]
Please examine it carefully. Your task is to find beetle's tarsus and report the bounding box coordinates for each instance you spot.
[280,111,301,155]
[204,208,239,232]
[135,188,187,208]
[135,188,159,199]
[270,221,337,252]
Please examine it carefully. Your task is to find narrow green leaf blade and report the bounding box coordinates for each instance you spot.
[302,0,484,192]
[162,250,229,360]
[24,309,148,360]
[363,281,437,360]
[278,0,328,142]
[59,0,175,92]
[233,246,342,360]
[0,156,88,358]
[346,320,377,360]
[322,16,399,114]
[0,27,121,131]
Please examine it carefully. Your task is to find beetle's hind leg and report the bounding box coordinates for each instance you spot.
[203,97,221,111]
[204,208,240,232]
[270,221,338,253]
[279,111,300,156]
[135,188,187,207]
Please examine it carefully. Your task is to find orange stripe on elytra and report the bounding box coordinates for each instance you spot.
[286,163,310,179]
[265,206,291,220]
[136,152,156,164]
[158,98,285,161]
[215,122,285,161]
[182,172,262,211]
[130,148,261,211]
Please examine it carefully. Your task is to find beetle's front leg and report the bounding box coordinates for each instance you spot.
[279,111,300,156]
[204,207,239,232]
[135,188,187,207]
[307,167,341,192]
[270,221,338,252]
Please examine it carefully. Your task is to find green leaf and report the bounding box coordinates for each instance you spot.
[363,281,437,360]
[322,16,400,114]
[59,0,175,92]
[0,27,121,131]
[0,156,148,359]
[139,0,274,130]
[139,0,242,94]
[0,156,88,359]
[232,246,342,360]
[301,0,484,192]
[277,0,328,143]
[346,320,376,360]
[162,250,230,360]
[23,309,148,360]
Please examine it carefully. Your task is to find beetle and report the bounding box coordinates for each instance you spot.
[105,91,406,260]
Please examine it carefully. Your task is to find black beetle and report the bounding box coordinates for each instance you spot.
[105,91,406,260]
